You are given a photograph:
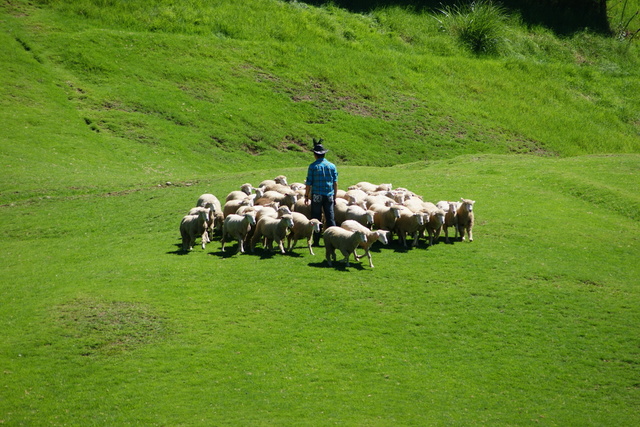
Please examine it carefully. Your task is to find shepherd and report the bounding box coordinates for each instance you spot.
[304,138,338,245]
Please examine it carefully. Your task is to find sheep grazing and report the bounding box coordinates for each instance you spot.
[180,208,211,252]
[423,208,446,246]
[197,193,224,232]
[221,212,256,254]
[287,212,322,255]
[323,226,367,267]
[251,214,294,254]
[394,206,425,248]
[456,198,475,242]
[344,205,375,228]
[341,220,389,268]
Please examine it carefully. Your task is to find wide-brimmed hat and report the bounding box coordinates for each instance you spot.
[312,138,328,155]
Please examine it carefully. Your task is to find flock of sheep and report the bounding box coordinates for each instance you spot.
[179,175,475,268]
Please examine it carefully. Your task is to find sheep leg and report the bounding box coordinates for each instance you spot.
[411,231,419,248]
[277,239,286,254]
[306,237,315,256]
[238,237,245,254]
[365,249,374,268]
[458,224,466,242]
[325,246,334,266]
[343,253,351,267]
[467,225,473,242]
[400,231,407,248]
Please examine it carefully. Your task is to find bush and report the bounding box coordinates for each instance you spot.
[436,0,508,55]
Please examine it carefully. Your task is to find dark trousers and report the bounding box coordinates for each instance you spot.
[311,194,336,244]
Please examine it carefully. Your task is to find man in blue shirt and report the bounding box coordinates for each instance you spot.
[305,139,338,237]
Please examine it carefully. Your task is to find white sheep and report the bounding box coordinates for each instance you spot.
[225,183,254,202]
[437,201,459,243]
[180,208,211,251]
[341,220,389,268]
[333,198,350,225]
[293,197,312,219]
[344,188,368,205]
[251,214,294,254]
[403,196,426,213]
[287,212,322,255]
[255,191,297,210]
[364,194,396,208]
[197,193,224,232]
[323,226,367,267]
[223,197,253,218]
[351,181,378,193]
[255,204,291,222]
[258,175,288,190]
[370,203,402,241]
[220,212,256,254]
[394,205,425,248]
[457,198,475,242]
[344,205,375,228]
[423,208,446,246]
[188,204,216,240]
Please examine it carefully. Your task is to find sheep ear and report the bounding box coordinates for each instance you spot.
[318,138,324,143]
[312,138,317,144]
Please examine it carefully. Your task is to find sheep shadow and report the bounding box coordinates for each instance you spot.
[167,243,191,256]
[308,260,366,271]
[208,248,243,259]
[252,248,304,260]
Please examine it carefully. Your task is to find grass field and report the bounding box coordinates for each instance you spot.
[1,154,639,425]
[1,0,639,425]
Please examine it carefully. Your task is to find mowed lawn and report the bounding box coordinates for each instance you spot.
[1,154,638,425]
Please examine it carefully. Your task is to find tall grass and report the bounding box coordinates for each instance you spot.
[435,0,508,55]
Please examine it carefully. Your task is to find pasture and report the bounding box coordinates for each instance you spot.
[1,0,639,424]
[1,154,639,425]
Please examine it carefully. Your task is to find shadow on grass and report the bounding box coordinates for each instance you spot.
[308,260,366,271]
[205,244,306,259]
[167,243,190,255]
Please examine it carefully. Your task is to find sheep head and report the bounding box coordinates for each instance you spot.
[460,198,475,212]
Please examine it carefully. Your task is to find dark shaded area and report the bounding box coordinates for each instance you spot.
[298,0,610,34]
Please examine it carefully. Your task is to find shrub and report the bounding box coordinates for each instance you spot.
[436,0,508,55]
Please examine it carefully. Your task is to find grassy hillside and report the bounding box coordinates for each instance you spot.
[1,0,639,425]
[1,0,639,203]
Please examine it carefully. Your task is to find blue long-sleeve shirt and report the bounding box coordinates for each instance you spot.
[305,158,338,196]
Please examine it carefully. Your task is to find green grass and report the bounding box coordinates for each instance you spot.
[1,155,639,425]
[1,0,639,204]
[1,0,639,424]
